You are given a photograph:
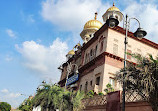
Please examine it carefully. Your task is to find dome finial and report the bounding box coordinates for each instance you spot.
[113,2,115,6]
[94,12,98,20]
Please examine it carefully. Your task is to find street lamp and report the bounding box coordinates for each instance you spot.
[106,15,119,28]
[103,5,147,111]
[64,62,79,91]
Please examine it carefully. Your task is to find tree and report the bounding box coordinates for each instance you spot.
[18,97,33,111]
[71,91,85,111]
[32,84,62,111]
[32,84,85,111]
[116,54,158,111]
[0,102,11,111]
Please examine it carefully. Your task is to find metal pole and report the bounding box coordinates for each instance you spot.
[122,14,128,111]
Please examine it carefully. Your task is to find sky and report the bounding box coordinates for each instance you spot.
[0,0,158,108]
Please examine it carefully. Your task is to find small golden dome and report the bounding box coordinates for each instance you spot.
[84,12,103,30]
[107,3,120,12]
[68,49,75,55]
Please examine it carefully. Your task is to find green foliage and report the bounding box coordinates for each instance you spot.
[0,102,11,111]
[32,84,85,111]
[116,54,158,111]
[18,97,33,111]
[98,92,104,96]
[85,90,94,98]
[72,91,85,111]
[104,83,114,94]
[32,84,63,110]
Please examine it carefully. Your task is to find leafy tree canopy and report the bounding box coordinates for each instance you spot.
[32,84,85,111]
[0,102,11,111]
[18,97,33,111]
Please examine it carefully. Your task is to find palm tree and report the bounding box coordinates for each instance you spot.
[52,88,85,111]
[116,54,158,111]
[32,84,63,111]
[32,84,85,111]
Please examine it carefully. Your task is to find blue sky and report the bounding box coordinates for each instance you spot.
[0,0,158,108]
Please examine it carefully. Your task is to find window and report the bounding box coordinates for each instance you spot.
[109,78,115,87]
[85,54,87,63]
[96,77,100,85]
[90,80,93,86]
[90,49,93,56]
[85,82,88,92]
[100,41,104,52]
[113,44,118,55]
[95,45,98,57]
[87,53,90,62]
[90,49,94,60]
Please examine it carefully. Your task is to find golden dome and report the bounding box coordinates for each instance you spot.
[84,12,103,30]
[68,49,75,55]
[107,3,120,12]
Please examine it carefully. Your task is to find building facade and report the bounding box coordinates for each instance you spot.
[58,4,158,94]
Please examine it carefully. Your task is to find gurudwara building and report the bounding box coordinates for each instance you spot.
[58,4,158,94]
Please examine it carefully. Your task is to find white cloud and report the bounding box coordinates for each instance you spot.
[1,89,9,93]
[0,89,22,108]
[16,38,68,82]
[41,0,110,31]
[1,89,20,98]
[6,29,16,38]
[40,0,158,43]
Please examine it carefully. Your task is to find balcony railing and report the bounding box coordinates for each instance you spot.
[82,95,107,107]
